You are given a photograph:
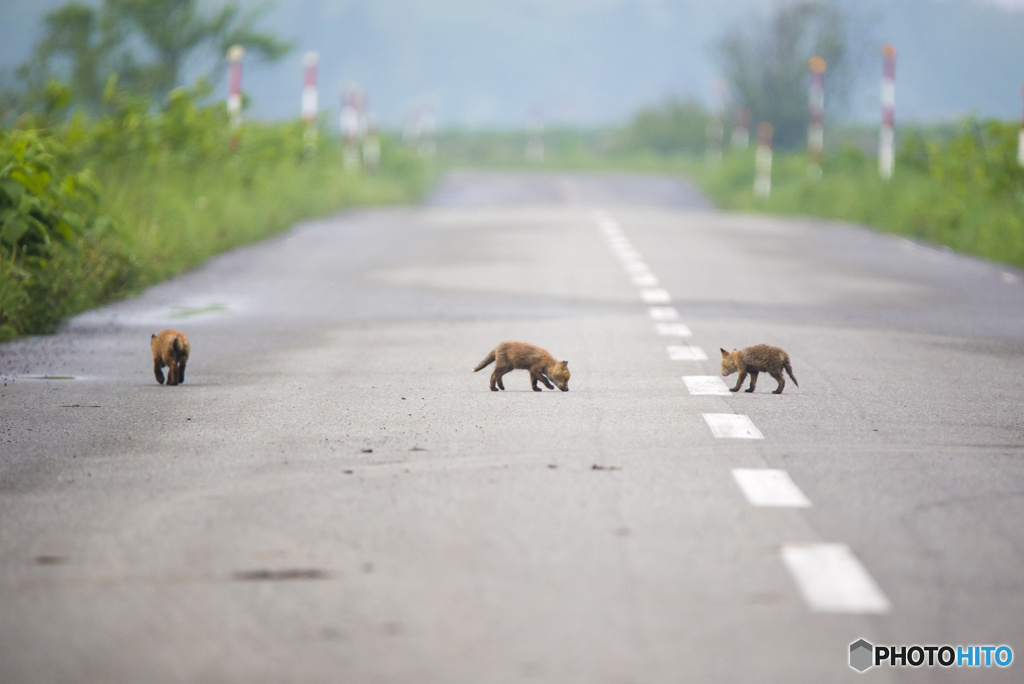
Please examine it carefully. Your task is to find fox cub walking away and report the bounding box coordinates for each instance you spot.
[720,344,798,394]
[151,329,190,386]
[474,341,570,392]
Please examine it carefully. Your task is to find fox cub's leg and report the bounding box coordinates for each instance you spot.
[491,366,509,391]
[178,360,186,384]
[744,370,759,393]
[770,370,785,394]
[530,371,544,392]
[730,369,747,392]
[154,358,166,385]
[167,360,179,386]
[538,373,555,390]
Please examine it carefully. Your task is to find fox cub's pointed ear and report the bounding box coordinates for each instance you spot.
[561,360,568,367]
[152,333,157,339]
[720,348,728,356]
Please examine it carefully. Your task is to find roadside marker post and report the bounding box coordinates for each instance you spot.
[731,107,750,151]
[340,88,361,171]
[1018,86,1024,167]
[754,123,773,198]
[227,45,244,127]
[301,52,319,157]
[808,56,826,180]
[227,45,244,149]
[363,116,381,173]
[879,44,897,180]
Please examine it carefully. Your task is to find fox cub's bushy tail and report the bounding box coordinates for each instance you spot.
[784,359,798,387]
[473,350,496,372]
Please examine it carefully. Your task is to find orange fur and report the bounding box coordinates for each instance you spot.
[720,344,797,394]
[473,341,570,392]
[151,329,190,386]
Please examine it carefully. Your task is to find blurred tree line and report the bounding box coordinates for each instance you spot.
[2,0,291,120]
[715,1,854,150]
[623,99,708,156]
[624,1,856,156]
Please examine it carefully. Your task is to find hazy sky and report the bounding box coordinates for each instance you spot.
[3,0,1024,127]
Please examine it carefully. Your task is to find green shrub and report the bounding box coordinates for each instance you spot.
[0,80,430,340]
[692,118,1024,269]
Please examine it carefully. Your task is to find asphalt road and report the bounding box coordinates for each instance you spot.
[2,170,1023,683]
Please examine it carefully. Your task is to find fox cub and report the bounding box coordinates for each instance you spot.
[474,341,570,392]
[151,329,190,386]
[720,344,798,394]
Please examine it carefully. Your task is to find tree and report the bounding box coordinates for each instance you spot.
[714,1,850,150]
[105,0,291,101]
[626,99,708,156]
[14,0,291,113]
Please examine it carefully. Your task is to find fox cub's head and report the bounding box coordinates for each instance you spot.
[547,360,570,392]
[720,349,740,377]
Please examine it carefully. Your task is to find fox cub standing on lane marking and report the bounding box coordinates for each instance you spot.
[720,344,798,394]
[151,329,190,386]
[473,341,570,392]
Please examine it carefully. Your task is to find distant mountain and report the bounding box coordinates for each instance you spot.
[2,0,1023,127]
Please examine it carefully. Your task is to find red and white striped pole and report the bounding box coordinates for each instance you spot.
[754,122,773,198]
[227,45,244,128]
[808,56,826,180]
[879,44,896,180]
[301,52,319,122]
[1018,86,1024,167]
[301,52,319,156]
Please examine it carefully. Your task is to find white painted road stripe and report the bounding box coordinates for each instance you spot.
[732,469,812,507]
[702,413,764,439]
[781,544,891,614]
[632,273,659,287]
[683,376,731,395]
[667,346,707,361]
[624,262,650,274]
[648,307,679,321]
[640,289,672,304]
[655,323,691,336]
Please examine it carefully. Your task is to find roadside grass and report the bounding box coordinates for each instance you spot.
[98,141,429,286]
[436,122,1024,272]
[690,146,1024,270]
[1,125,431,341]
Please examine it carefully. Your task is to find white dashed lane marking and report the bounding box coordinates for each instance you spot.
[702,413,764,439]
[624,261,650,275]
[655,323,692,336]
[732,469,812,507]
[631,273,659,287]
[594,212,894,618]
[640,288,672,304]
[667,346,707,361]
[615,249,644,262]
[648,307,679,321]
[781,543,891,614]
[683,375,731,395]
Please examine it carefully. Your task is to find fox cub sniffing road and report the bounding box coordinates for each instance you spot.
[151,329,190,386]
[720,344,798,394]
[474,341,570,392]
